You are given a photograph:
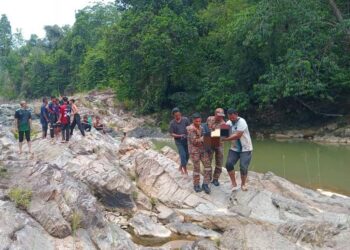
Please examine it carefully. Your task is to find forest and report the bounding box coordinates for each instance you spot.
[0,0,349,125]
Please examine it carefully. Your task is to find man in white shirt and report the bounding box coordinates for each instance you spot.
[222,108,253,191]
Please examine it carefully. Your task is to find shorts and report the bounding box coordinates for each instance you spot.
[19,130,30,142]
[225,150,252,175]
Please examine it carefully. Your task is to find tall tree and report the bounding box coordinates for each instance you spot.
[0,14,12,57]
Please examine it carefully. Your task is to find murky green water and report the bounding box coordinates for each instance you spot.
[153,139,350,196]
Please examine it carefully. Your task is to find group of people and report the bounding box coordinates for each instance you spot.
[14,97,252,194]
[14,97,106,154]
[40,96,106,143]
[169,108,253,194]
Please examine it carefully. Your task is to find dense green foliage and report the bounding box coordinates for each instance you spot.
[0,0,349,124]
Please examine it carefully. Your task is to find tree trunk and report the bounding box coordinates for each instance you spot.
[328,0,350,40]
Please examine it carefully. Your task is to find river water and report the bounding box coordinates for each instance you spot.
[153,139,350,196]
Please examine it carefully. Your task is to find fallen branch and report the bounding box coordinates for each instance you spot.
[296,98,344,117]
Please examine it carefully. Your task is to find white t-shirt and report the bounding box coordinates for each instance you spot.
[226,117,253,152]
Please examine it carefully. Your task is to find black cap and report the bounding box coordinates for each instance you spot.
[172,107,180,115]
[227,108,238,115]
[192,112,201,119]
[63,96,68,102]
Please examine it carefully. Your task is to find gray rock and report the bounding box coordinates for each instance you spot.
[220,223,302,250]
[191,239,219,250]
[166,222,221,238]
[129,212,172,238]
[128,126,166,138]
[278,221,350,249]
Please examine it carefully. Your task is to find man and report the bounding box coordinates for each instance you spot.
[81,115,92,132]
[169,107,190,175]
[70,99,85,137]
[206,108,226,186]
[58,96,71,143]
[222,108,253,191]
[40,97,49,138]
[93,116,106,134]
[187,113,212,194]
[14,101,32,154]
[48,96,60,142]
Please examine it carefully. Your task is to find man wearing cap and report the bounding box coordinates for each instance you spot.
[222,108,253,191]
[14,101,32,154]
[187,113,212,194]
[169,107,190,175]
[206,108,226,186]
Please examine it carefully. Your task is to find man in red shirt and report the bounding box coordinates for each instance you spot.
[58,96,71,143]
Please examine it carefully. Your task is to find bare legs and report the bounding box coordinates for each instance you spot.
[19,141,31,154]
[228,170,248,191]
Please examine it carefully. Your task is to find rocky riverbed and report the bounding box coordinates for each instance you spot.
[0,91,350,250]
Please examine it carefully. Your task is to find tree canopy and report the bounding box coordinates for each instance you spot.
[0,0,349,125]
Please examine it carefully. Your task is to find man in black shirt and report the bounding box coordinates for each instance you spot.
[14,101,32,154]
[169,107,190,175]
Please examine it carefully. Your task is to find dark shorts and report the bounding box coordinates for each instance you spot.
[225,150,252,175]
[19,130,30,142]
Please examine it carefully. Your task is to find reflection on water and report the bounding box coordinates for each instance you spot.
[153,139,350,196]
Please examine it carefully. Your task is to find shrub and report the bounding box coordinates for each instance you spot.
[8,187,32,209]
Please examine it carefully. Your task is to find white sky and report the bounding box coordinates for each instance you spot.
[0,0,112,39]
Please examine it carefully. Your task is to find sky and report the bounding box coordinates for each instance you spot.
[0,0,112,39]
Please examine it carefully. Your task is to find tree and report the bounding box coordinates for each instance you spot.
[0,14,12,57]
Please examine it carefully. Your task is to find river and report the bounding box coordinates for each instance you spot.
[153,138,350,196]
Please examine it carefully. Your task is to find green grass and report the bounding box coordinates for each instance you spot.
[150,197,158,209]
[132,191,138,200]
[13,131,19,140]
[71,211,81,237]
[0,167,7,178]
[8,187,32,209]
[215,238,221,247]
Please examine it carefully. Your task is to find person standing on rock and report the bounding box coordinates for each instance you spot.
[40,97,49,138]
[169,107,190,175]
[58,97,71,143]
[69,99,85,137]
[222,108,253,191]
[14,101,32,154]
[187,113,212,194]
[48,96,60,143]
[206,108,226,186]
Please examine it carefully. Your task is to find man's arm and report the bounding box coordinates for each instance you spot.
[187,129,203,146]
[171,133,185,139]
[222,131,243,141]
[14,119,18,131]
[43,107,49,121]
[58,110,62,123]
[29,118,32,130]
[14,111,19,131]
